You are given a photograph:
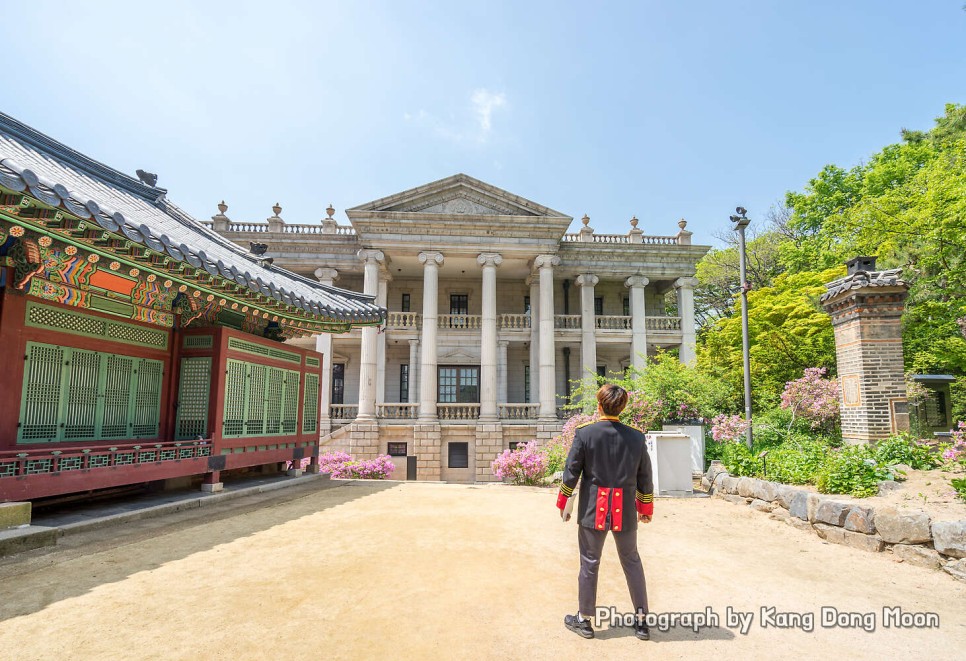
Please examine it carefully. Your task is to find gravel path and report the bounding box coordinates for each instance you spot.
[1,481,964,660]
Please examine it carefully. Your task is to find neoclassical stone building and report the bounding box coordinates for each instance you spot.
[209,174,709,482]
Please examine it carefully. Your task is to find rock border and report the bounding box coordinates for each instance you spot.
[703,462,966,582]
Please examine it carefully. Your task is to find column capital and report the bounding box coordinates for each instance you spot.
[533,254,560,270]
[314,267,339,283]
[408,338,420,347]
[498,339,510,348]
[418,251,444,266]
[526,274,539,287]
[675,276,699,289]
[624,275,650,288]
[358,249,385,264]
[575,274,599,288]
[477,252,504,268]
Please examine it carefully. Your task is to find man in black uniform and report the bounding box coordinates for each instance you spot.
[556,383,654,640]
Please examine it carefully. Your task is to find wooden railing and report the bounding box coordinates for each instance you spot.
[376,403,418,419]
[386,311,421,329]
[330,404,358,420]
[646,316,682,331]
[438,314,482,330]
[554,314,581,329]
[0,439,212,479]
[499,403,539,420]
[437,403,481,420]
[499,313,530,329]
[596,315,632,330]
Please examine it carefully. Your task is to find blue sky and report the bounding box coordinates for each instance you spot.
[3,1,965,245]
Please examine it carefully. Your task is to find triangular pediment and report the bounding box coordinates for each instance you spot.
[348,173,570,219]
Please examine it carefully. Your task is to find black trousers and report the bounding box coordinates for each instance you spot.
[578,524,648,618]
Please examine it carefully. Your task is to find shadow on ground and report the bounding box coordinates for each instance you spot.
[0,479,398,623]
[595,624,737,642]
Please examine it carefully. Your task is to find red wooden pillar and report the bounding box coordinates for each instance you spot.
[0,284,27,449]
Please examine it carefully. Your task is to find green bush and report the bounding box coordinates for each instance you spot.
[872,434,941,470]
[816,445,891,497]
[766,439,831,485]
[720,441,763,478]
[952,477,966,503]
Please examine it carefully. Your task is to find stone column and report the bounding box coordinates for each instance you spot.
[625,276,649,371]
[576,274,599,390]
[408,339,419,404]
[375,272,390,405]
[675,277,699,365]
[535,255,560,420]
[497,340,509,404]
[478,253,503,421]
[418,251,444,420]
[357,250,384,420]
[527,275,540,404]
[314,267,339,434]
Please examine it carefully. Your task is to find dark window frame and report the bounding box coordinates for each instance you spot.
[450,294,469,315]
[594,296,604,316]
[400,364,409,403]
[387,442,408,457]
[331,363,345,405]
[401,293,411,313]
[448,442,469,468]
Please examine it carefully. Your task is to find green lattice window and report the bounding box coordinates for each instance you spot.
[176,356,211,440]
[222,358,301,438]
[18,342,164,443]
[303,373,319,433]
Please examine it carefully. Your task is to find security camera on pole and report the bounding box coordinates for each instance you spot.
[729,207,753,449]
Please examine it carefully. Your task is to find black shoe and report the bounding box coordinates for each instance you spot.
[635,622,650,641]
[564,613,594,639]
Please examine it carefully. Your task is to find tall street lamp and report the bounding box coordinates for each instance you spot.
[730,207,753,449]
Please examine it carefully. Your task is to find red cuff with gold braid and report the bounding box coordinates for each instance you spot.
[636,490,653,517]
[557,483,575,510]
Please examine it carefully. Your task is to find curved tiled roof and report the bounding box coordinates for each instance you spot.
[820,268,906,302]
[0,111,383,326]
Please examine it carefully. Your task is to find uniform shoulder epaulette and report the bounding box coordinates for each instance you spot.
[576,420,595,429]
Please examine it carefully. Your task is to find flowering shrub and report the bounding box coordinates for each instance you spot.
[780,367,840,429]
[317,451,395,479]
[492,440,547,485]
[620,392,661,430]
[710,414,749,443]
[942,421,966,465]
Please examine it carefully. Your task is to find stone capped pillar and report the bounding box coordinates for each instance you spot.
[820,257,909,444]
[527,275,540,404]
[375,271,391,406]
[314,267,339,434]
[535,255,560,420]
[478,253,503,421]
[408,339,420,404]
[497,340,509,404]
[357,250,384,420]
[418,251,444,420]
[675,276,699,365]
[625,275,649,370]
[576,274,599,390]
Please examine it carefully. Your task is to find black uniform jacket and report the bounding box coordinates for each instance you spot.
[556,416,654,532]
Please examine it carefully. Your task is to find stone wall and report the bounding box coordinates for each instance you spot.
[704,464,966,582]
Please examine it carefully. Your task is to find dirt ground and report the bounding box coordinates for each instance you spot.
[1,481,964,661]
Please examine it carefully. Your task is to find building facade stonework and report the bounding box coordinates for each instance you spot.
[209,174,710,481]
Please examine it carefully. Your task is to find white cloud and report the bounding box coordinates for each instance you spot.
[470,88,506,136]
[404,89,507,145]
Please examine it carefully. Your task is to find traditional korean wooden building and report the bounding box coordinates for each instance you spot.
[0,112,384,501]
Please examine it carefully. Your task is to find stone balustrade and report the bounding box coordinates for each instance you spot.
[376,403,419,419]
[437,403,481,420]
[554,314,581,329]
[330,404,358,420]
[499,313,530,329]
[438,314,482,330]
[386,311,421,329]
[595,315,632,330]
[498,403,539,420]
[646,316,682,331]
[202,221,357,236]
